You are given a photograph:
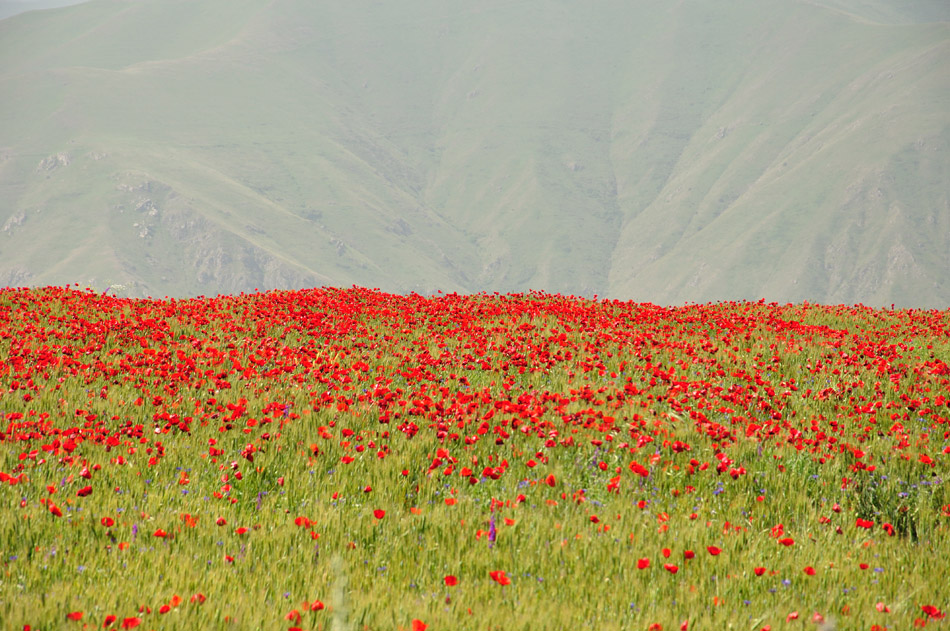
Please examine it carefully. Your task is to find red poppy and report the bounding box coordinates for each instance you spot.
[778,537,794,546]
[103,614,117,627]
[856,518,873,529]
[76,486,92,497]
[153,529,167,538]
[444,575,458,586]
[922,605,945,619]
[683,550,695,560]
[662,548,671,558]
[489,570,511,585]
[49,504,63,518]
[373,509,386,519]
[882,522,895,536]
[753,567,766,576]
[66,611,83,621]
[803,566,816,575]
[121,618,141,629]
[664,563,679,574]
[412,620,428,631]
[637,558,650,570]
[706,546,721,556]
[544,474,556,487]
[101,517,114,527]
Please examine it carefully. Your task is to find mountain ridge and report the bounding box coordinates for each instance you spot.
[1,0,947,305]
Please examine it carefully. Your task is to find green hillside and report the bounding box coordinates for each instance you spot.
[0,0,947,305]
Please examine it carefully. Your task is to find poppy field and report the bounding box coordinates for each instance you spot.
[0,286,947,630]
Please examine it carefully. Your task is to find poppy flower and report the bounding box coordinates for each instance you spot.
[544,474,556,487]
[778,537,794,546]
[412,620,428,631]
[637,558,650,570]
[882,522,895,536]
[49,504,63,518]
[683,550,695,560]
[121,618,141,629]
[921,605,945,619]
[101,517,114,527]
[66,611,83,621]
[489,570,511,585]
[856,518,873,529]
[444,575,458,586]
[153,529,167,538]
[803,566,816,575]
[706,546,721,556]
[753,567,766,576]
[76,486,92,497]
[373,509,386,519]
[663,563,679,574]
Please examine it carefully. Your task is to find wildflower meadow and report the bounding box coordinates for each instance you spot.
[0,286,947,630]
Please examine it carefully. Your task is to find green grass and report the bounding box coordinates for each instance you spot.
[0,288,947,629]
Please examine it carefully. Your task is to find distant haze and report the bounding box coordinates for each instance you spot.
[0,0,947,306]
[0,0,88,21]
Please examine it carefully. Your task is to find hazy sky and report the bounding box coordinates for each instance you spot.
[0,0,88,20]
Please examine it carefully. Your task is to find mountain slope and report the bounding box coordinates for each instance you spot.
[1,0,947,305]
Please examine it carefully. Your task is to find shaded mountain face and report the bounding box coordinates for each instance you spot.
[1,0,947,305]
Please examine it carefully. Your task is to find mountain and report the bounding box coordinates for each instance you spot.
[1,0,948,306]
[0,0,88,21]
